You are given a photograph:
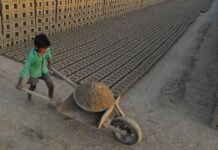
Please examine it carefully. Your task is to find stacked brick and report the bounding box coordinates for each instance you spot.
[43,0,56,35]
[56,0,70,33]
[0,0,167,48]
[0,0,35,47]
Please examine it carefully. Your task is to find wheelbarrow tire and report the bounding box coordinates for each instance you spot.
[111,116,142,145]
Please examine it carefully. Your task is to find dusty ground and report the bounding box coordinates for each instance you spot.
[0,0,218,150]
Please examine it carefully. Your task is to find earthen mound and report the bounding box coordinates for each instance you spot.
[75,82,114,112]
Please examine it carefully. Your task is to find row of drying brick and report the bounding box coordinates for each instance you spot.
[67,23,163,82]
[50,0,213,57]
[70,0,210,95]
[111,12,198,95]
[52,2,196,77]
[0,0,172,59]
[56,23,161,78]
[0,5,145,58]
[0,12,151,64]
[86,19,185,88]
[52,22,149,66]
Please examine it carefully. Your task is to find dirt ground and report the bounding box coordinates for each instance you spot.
[0,0,218,149]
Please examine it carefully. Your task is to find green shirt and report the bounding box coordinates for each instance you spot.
[19,48,52,78]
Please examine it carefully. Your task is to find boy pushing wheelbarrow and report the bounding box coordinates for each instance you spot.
[16,34,54,100]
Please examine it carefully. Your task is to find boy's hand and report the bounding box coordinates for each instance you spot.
[16,77,24,90]
[48,64,52,70]
[48,60,52,70]
[16,83,24,90]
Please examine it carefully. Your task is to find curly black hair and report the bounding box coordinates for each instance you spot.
[34,34,51,49]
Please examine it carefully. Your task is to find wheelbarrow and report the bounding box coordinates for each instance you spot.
[21,68,142,145]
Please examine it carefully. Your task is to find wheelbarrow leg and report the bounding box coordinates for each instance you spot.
[115,103,125,117]
[98,96,122,128]
[97,96,142,145]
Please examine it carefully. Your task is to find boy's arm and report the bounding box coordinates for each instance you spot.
[16,55,32,90]
[16,77,24,90]
[47,48,52,70]
[48,59,52,70]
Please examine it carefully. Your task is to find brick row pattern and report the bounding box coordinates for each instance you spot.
[0,0,213,96]
[0,0,167,48]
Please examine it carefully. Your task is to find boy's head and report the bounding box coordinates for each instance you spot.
[34,34,51,50]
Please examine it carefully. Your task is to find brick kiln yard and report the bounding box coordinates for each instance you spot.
[1,0,213,96]
[1,0,218,149]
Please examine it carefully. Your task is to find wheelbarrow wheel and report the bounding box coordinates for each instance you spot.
[111,116,142,145]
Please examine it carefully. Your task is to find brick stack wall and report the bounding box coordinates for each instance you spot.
[0,0,167,48]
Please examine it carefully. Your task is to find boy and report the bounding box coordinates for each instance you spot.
[16,34,54,100]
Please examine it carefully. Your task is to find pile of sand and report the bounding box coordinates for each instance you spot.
[74,82,114,112]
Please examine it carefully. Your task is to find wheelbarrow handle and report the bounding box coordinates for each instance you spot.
[22,89,58,106]
[23,89,52,101]
[50,67,78,89]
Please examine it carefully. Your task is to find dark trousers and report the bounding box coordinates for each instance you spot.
[27,73,54,99]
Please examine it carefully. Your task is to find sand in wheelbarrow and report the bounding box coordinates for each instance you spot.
[75,82,114,112]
